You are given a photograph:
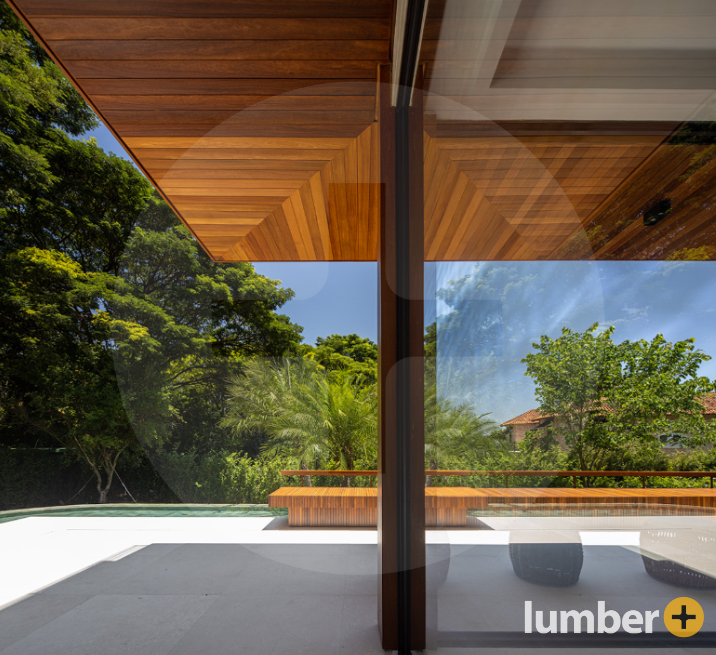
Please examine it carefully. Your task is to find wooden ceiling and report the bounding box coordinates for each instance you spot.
[10,0,716,262]
[418,0,716,261]
[124,121,380,261]
[9,0,389,261]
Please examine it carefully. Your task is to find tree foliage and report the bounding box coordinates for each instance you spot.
[0,5,149,271]
[0,248,138,502]
[0,6,303,501]
[424,384,501,485]
[523,323,716,470]
[299,333,377,385]
[222,358,377,486]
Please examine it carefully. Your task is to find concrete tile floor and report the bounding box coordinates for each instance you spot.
[1,543,385,655]
[2,516,715,654]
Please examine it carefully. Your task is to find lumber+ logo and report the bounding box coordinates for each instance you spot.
[524,598,704,637]
[664,597,704,637]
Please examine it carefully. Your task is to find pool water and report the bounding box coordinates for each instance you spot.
[0,503,288,524]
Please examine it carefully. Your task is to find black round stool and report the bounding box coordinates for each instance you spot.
[509,542,584,587]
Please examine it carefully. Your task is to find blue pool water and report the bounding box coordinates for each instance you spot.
[0,503,287,524]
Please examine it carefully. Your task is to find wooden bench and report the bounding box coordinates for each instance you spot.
[268,487,479,527]
[268,486,716,528]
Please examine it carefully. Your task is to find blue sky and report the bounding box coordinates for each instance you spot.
[252,262,377,344]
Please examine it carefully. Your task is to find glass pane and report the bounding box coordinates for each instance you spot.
[421,0,716,650]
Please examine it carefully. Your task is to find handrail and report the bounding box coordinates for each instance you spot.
[281,470,715,489]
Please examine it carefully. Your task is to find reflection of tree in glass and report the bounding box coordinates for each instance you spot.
[554,117,716,262]
[424,384,501,486]
[433,263,604,422]
[523,323,716,472]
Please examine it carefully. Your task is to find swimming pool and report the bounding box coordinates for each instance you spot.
[0,503,288,524]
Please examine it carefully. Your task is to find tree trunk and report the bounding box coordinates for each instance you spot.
[425,461,437,487]
[74,439,126,504]
[300,461,312,487]
[95,465,115,503]
[342,458,352,487]
[95,472,112,503]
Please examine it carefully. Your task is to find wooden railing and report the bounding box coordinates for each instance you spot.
[281,470,715,489]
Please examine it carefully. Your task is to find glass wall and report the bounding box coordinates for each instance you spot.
[421,0,716,649]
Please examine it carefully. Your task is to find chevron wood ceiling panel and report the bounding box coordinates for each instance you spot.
[9,0,389,261]
[123,124,380,261]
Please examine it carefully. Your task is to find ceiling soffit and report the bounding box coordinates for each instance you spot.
[8,0,390,261]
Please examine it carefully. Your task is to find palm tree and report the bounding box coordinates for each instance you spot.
[424,384,500,486]
[222,358,376,486]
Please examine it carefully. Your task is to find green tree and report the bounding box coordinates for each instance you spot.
[299,333,377,385]
[0,4,150,271]
[522,323,716,471]
[0,248,140,502]
[0,2,155,499]
[0,5,305,500]
[0,201,305,501]
[424,322,437,358]
[424,384,500,485]
[113,199,303,456]
[222,358,377,486]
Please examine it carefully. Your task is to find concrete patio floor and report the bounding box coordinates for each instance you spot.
[1,513,715,654]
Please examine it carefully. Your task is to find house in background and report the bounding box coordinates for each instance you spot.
[501,393,716,449]
[501,409,556,448]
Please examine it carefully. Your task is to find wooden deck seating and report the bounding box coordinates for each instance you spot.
[268,486,716,527]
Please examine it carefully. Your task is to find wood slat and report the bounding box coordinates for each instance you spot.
[18,0,393,18]
[423,131,664,260]
[51,39,388,61]
[65,59,380,79]
[32,17,390,40]
[553,141,716,261]
[91,95,375,111]
[79,79,377,95]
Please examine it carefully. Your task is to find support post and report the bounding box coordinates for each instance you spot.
[377,62,426,652]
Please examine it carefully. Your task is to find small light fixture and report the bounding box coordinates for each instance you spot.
[643,199,671,226]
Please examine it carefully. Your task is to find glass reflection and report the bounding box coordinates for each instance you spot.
[422,0,716,649]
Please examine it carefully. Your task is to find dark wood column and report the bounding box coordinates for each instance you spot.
[377,63,426,652]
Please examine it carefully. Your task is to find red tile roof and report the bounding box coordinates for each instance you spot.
[701,393,716,414]
[501,409,546,426]
[501,392,716,427]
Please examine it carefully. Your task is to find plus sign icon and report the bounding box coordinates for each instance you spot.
[664,597,704,638]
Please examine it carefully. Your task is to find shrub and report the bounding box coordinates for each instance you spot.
[151,449,298,504]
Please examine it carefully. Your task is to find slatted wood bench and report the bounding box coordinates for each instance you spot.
[268,487,483,527]
[268,485,716,528]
